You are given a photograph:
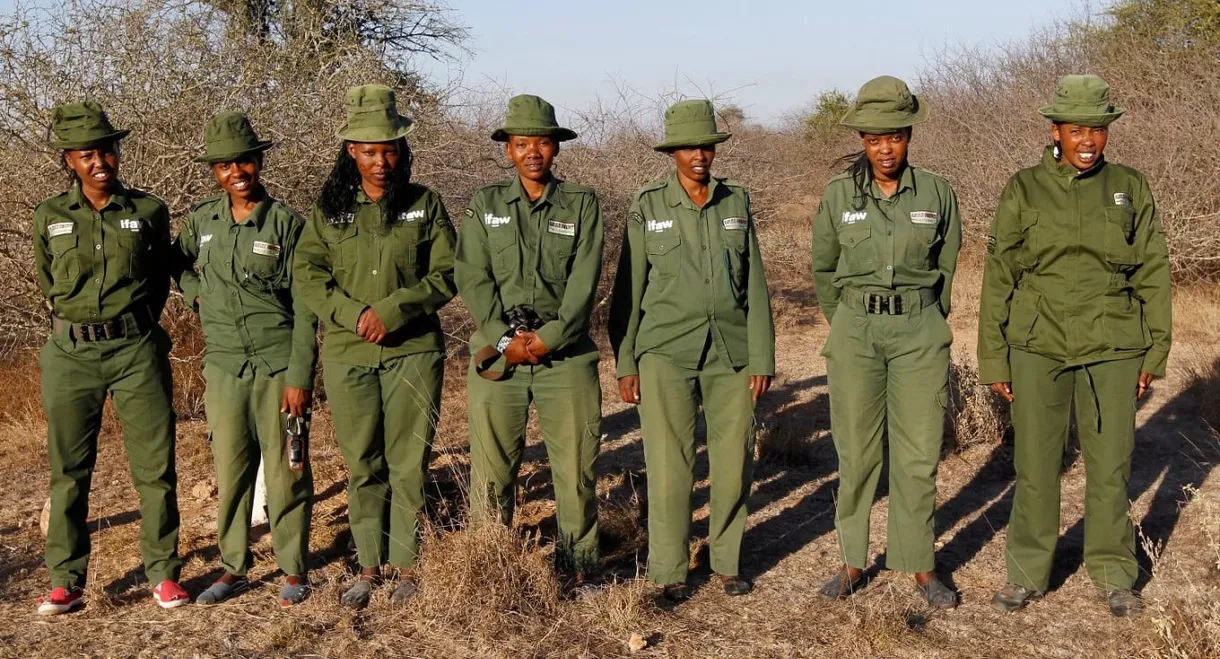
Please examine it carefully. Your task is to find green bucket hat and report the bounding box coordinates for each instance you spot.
[1039,74,1125,126]
[839,76,929,133]
[48,101,130,150]
[196,111,273,163]
[336,85,416,143]
[653,99,731,152]
[491,94,577,142]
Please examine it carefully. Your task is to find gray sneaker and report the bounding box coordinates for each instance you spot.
[1102,589,1143,617]
[341,578,375,609]
[991,583,1040,613]
[389,577,418,605]
[917,576,958,609]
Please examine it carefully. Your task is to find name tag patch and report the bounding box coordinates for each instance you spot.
[646,220,673,233]
[1114,192,1132,207]
[547,220,576,237]
[252,241,281,257]
[200,234,213,246]
[841,211,867,225]
[722,217,748,231]
[909,211,940,225]
[400,209,426,223]
[48,222,74,237]
[484,214,511,228]
[120,219,143,231]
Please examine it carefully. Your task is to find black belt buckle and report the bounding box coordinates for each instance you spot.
[75,318,124,342]
[865,294,903,315]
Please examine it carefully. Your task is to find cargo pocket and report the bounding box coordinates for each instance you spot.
[1103,294,1150,349]
[1015,210,1040,269]
[905,224,941,268]
[49,233,80,281]
[1005,288,1041,348]
[1104,207,1139,270]
[540,232,575,282]
[393,220,426,269]
[838,225,875,275]
[116,230,148,280]
[646,231,681,279]
[322,222,359,274]
[489,227,519,277]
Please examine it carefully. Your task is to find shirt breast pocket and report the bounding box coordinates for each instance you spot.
[116,230,148,280]
[488,227,520,277]
[49,233,80,281]
[645,231,682,279]
[323,223,359,274]
[905,222,942,268]
[244,250,281,291]
[838,225,875,275]
[1016,210,1040,269]
[540,231,575,282]
[393,219,428,269]
[1104,206,1139,269]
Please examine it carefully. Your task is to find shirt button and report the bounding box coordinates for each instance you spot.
[94,278,100,283]
[95,244,101,250]
[886,265,893,270]
[705,278,711,284]
[372,269,378,275]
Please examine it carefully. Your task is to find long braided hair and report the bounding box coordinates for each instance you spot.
[316,137,415,225]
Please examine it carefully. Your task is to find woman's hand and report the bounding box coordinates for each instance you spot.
[991,382,1014,402]
[356,308,387,344]
[1138,372,1155,399]
[749,375,772,402]
[503,335,538,366]
[280,386,312,418]
[618,375,641,405]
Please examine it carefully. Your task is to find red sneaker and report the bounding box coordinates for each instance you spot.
[37,587,84,615]
[152,580,190,609]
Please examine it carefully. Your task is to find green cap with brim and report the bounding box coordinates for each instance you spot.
[653,99,731,152]
[195,111,274,163]
[336,85,416,143]
[1038,74,1125,127]
[491,94,577,142]
[48,101,130,150]
[839,75,929,133]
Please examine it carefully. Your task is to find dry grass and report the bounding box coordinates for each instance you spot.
[945,359,1010,454]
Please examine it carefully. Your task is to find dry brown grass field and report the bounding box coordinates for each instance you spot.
[2,1,1219,656]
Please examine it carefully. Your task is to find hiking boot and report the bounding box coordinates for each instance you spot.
[818,567,864,601]
[1101,589,1143,617]
[991,583,1040,613]
[718,574,752,597]
[152,580,190,609]
[656,583,693,610]
[917,576,958,609]
[37,587,84,616]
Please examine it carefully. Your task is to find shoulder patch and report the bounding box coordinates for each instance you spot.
[465,208,475,218]
[628,211,644,224]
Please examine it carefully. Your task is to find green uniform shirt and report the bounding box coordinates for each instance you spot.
[34,183,172,324]
[811,165,963,324]
[609,173,775,378]
[172,193,319,390]
[977,147,1172,383]
[294,184,457,366]
[455,176,604,356]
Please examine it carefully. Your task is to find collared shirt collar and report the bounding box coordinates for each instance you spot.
[664,171,722,210]
[68,181,134,213]
[867,164,917,200]
[217,192,271,229]
[507,175,563,211]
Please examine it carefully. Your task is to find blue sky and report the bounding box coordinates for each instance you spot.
[421,0,1098,124]
[0,0,1100,124]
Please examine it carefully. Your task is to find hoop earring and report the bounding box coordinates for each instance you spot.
[1052,143,1062,160]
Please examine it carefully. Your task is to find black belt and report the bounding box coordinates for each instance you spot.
[842,288,938,316]
[53,309,154,342]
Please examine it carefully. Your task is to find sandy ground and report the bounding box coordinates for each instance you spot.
[0,289,1217,658]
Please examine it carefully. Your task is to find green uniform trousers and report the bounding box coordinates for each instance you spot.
[324,352,443,569]
[40,324,181,589]
[203,363,312,577]
[823,297,951,573]
[467,353,602,572]
[1007,349,1141,592]
[638,347,756,586]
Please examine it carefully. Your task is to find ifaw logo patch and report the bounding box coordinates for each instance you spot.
[399,209,426,223]
[646,220,673,233]
[484,213,511,228]
[841,211,867,225]
[120,219,143,231]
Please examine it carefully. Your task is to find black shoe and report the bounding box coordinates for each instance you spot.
[818,568,864,601]
[917,576,958,609]
[1101,589,1143,617]
[718,574,752,596]
[656,583,693,609]
[991,583,1040,613]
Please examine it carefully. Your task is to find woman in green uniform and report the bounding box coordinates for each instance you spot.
[34,101,186,614]
[174,112,318,607]
[295,85,458,608]
[978,75,1171,617]
[811,76,961,609]
[610,99,775,604]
